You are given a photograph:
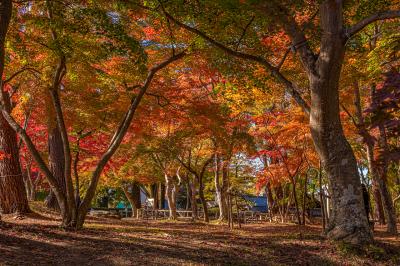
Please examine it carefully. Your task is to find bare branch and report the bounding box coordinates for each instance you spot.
[346,10,400,38]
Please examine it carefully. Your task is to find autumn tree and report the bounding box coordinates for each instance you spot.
[0,0,186,228]
[0,0,30,215]
[137,0,400,244]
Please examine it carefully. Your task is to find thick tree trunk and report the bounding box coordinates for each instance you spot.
[0,88,29,214]
[0,113,30,214]
[45,125,66,210]
[306,2,372,244]
[1,5,25,215]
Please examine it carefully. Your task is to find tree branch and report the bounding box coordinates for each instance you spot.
[145,91,170,107]
[258,3,318,76]
[235,16,255,51]
[80,51,186,215]
[346,10,400,38]
[162,10,310,116]
[0,105,65,199]
[4,67,41,84]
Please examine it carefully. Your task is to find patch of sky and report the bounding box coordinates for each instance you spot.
[107,11,120,24]
[18,2,32,15]
[140,40,187,49]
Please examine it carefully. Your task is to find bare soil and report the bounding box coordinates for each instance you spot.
[0,206,399,265]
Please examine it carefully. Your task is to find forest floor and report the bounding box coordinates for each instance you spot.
[0,204,399,266]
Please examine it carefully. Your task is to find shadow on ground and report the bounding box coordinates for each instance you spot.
[0,215,399,265]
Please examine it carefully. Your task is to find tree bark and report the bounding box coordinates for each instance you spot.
[197,172,209,222]
[186,181,191,210]
[122,182,141,218]
[0,0,29,215]
[45,124,66,210]
[375,125,397,234]
[289,176,301,225]
[366,144,385,224]
[165,174,177,219]
[163,0,400,244]
[190,176,198,220]
[302,175,307,225]
[0,111,30,214]
[308,2,372,244]
[215,154,228,221]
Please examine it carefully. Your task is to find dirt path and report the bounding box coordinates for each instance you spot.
[0,212,399,266]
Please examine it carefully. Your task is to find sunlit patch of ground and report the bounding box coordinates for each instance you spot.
[0,206,399,265]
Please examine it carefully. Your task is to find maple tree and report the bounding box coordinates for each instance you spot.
[0,0,186,228]
[0,0,30,216]
[137,0,400,244]
[0,0,398,249]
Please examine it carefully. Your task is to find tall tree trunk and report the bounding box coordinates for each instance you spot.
[289,176,301,225]
[265,182,275,215]
[302,175,307,225]
[22,164,36,201]
[198,174,209,222]
[186,181,191,210]
[190,177,198,220]
[159,183,165,209]
[215,155,228,221]
[221,160,229,220]
[0,2,29,212]
[165,174,177,219]
[45,124,66,210]
[0,112,30,214]
[366,144,385,224]
[308,2,372,244]
[375,125,397,234]
[319,162,326,231]
[122,182,141,218]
